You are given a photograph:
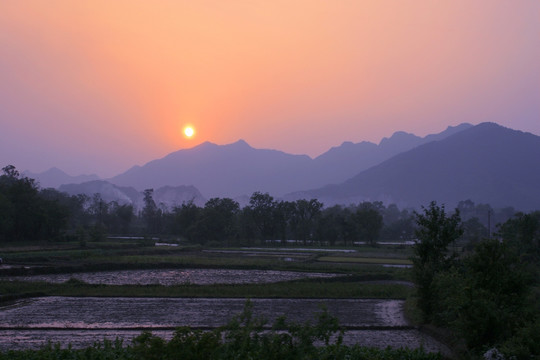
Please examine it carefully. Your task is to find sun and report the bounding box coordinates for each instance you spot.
[183,126,195,138]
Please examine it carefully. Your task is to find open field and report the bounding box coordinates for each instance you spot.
[0,240,452,357]
[0,276,412,299]
[317,256,412,266]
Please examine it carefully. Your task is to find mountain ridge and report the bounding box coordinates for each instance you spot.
[289,122,540,210]
[106,123,473,198]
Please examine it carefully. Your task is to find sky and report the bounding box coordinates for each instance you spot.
[1,1,539,178]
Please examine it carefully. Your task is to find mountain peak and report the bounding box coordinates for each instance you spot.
[230,139,251,148]
[23,167,100,189]
[43,167,67,175]
[379,131,419,146]
[195,141,218,149]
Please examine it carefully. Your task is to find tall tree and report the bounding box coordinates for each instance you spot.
[142,189,162,234]
[0,165,70,241]
[248,192,276,240]
[355,203,383,245]
[171,200,201,242]
[291,199,323,245]
[412,201,463,320]
[273,200,296,244]
[197,198,240,244]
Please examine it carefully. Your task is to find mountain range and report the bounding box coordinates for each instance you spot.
[107,123,473,198]
[289,122,540,210]
[26,122,540,210]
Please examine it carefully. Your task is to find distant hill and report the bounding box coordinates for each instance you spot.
[108,124,472,198]
[24,167,99,189]
[290,123,540,211]
[59,181,206,209]
[312,123,472,184]
[109,140,316,198]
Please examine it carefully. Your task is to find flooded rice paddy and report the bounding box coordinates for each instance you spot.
[5,268,341,285]
[0,297,406,329]
[0,297,450,355]
[0,269,450,354]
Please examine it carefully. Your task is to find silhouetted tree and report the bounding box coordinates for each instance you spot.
[248,192,276,240]
[355,203,383,245]
[291,199,323,245]
[412,201,463,320]
[196,198,240,244]
[142,189,162,234]
[0,165,70,241]
[171,200,201,242]
[273,200,296,244]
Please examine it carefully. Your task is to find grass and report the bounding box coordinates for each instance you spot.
[0,276,412,300]
[1,242,413,280]
[0,241,414,300]
[317,256,412,265]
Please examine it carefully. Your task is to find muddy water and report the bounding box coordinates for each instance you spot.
[0,297,405,328]
[5,269,340,285]
[0,297,451,355]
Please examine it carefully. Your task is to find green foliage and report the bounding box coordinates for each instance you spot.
[0,165,70,242]
[194,198,240,244]
[170,200,201,242]
[355,205,384,245]
[432,239,533,357]
[412,201,463,320]
[0,277,412,299]
[413,205,540,359]
[497,211,540,264]
[248,192,277,240]
[291,199,324,244]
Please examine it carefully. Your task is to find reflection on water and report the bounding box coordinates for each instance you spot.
[0,297,406,329]
[5,269,340,285]
[0,297,451,355]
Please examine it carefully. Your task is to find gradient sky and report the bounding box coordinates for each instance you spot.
[1,1,539,177]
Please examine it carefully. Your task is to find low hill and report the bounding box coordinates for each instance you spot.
[59,181,206,209]
[24,167,99,189]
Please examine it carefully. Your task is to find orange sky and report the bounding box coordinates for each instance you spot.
[1,1,539,177]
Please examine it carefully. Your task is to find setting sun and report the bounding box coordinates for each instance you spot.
[183,126,195,138]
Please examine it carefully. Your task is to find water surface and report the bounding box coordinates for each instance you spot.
[5,268,340,285]
[0,297,450,355]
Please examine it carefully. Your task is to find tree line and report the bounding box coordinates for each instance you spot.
[0,165,518,249]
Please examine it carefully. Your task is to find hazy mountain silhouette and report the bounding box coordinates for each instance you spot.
[312,123,472,184]
[23,167,100,189]
[290,123,540,210]
[59,180,206,209]
[109,140,316,198]
[59,180,140,204]
[108,125,472,198]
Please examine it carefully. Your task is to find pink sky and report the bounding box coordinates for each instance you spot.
[1,1,539,177]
